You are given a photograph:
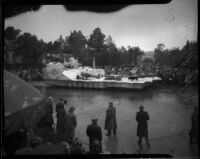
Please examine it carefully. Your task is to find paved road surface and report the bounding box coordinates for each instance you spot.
[44,85,198,157]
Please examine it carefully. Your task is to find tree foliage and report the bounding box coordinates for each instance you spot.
[5,26,21,40]
[153,41,198,86]
[4,26,146,68]
[15,33,45,66]
[64,30,87,64]
[88,27,106,54]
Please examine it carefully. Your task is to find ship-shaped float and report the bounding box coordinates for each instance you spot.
[38,55,161,90]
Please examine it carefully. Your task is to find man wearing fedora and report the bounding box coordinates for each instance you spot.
[86,117,102,152]
[136,105,150,147]
[55,98,66,140]
[104,102,117,136]
[64,106,77,144]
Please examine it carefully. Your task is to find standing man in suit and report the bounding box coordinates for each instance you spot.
[86,117,102,153]
[136,105,150,147]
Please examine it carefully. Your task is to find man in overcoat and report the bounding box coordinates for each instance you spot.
[56,98,64,113]
[104,102,117,136]
[56,103,67,141]
[86,117,102,152]
[37,97,54,128]
[136,105,150,147]
[64,106,77,143]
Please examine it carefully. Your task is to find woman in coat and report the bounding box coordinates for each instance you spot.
[64,106,77,143]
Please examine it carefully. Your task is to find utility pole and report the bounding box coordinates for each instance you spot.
[93,56,95,69]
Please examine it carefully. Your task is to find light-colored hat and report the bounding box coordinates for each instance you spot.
[139,105,144,110]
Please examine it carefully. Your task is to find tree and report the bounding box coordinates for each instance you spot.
[104,35,119,66]
[88,27,106,67]
[157,43,165,51]
[118,46,127,54]
[143,57,154,64]
[127,46,144,66]
[154,43,167,65]
[45,41,53,53]
[5,26,21,40]
[52,41,61,54]
[117,46,129,65]
[65,30,87,64]
[15,33,45,66]
[88,28,106,52]
[57,35,65,52]
[181,41,198,71]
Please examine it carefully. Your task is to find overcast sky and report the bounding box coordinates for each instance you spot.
[5,0,197,51]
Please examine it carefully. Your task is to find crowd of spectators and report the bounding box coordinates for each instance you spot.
[101,65,136,77]
[8,67,44,81]
[18,68,43,81]
[100,64,158,77]
[157,66,198,86]
[99,63,197,86]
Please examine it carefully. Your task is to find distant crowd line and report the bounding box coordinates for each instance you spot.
[6,61,197,86]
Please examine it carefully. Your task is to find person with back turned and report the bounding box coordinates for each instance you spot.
[64,106,77,144]
[37,97,54,128]
[136,105,150,147]
[56,98,66,141]
[104,102,117,136]
[86,117,102,153]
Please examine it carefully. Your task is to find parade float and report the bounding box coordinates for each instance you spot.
[39,56,161,90]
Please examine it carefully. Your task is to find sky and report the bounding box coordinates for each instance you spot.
[4,0,197,52]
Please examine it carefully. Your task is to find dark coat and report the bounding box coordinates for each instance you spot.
[86,123,102,152]
[37,100,54,128]
[104,107,117,130]
[136,110,149,137]
[56,102,64,113]
[86,123,102,141]
[56,109,67,134]
[48,100,53,114]
[64,112,77,139]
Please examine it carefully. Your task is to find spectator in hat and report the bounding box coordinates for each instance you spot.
[86,117,102,152]
[63,99,68,111]
[56,98,64,113]
[64,106,77,143]
[48,97,53,115]
[104,102,117,136]
[136,105,150,147]
[56,98,66,140]
[37,97,54,128]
